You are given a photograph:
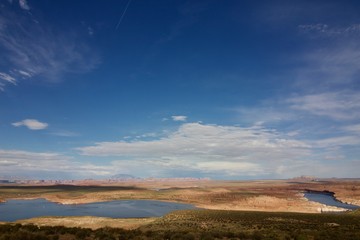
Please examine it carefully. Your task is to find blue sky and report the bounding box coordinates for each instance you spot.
[0,0,360,180]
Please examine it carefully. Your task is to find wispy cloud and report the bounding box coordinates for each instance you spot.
[12,119,48,130]
[312,135,360,148]
[0,149,114,179]
[171,115,187,122]
[16,70,32,78]
[87,26,94,36]
[0,4,100,90]
[235,106,295,124]
[298,24,360,37]
[255,1,335,30]
[294,44,360,88]
[294,22,360,89]
[18,0,30,10]
[342,124,360,133]
[49,130,79,137]
[0,72,16,84]
[287,91,360,121]
[298,23,329,34]
[0,72,17,90]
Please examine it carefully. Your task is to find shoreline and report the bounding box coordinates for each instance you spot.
[1,179,359,215]
[0,192,352,215]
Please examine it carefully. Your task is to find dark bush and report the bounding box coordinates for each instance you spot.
[200,232,213,240]
[252,231,263,240]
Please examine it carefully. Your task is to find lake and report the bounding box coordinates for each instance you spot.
[304,191,360,210]
[0,199,196,222]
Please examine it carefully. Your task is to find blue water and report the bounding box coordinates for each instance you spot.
[304,192,360,210]
[0,199,196,221]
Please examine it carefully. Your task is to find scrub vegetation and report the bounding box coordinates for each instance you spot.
[1,180,359,239]
[1,209,360,240]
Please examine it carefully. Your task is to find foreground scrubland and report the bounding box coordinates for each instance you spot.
[1,209,360,240]
[1,180,360,239]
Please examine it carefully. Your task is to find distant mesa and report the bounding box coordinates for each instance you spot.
[110,174,137,180]
[292,175,318,181]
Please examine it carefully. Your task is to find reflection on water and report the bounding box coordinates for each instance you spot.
[304,191,359,210]
[0,198,196,221]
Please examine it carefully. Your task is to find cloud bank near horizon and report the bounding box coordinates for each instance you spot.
[1,119,359,180]
[76,121,360,179]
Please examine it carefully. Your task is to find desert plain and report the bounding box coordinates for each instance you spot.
[0,178,360,239]
[1,178,360,212]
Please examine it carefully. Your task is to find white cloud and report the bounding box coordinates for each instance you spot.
[0,150,73,177]
[287,91,360,120]
[78,122,311,177]
[18,0,30,10]
[0,149,115,179]
[2,121,359,179]
[12,119,48,130]
[171,115,187,121]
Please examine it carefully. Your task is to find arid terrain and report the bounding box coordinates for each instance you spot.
[1,179,360,239]
[1,178,359,214]
[1,208,360,239]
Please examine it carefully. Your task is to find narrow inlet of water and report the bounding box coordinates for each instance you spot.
[303,191,359,210]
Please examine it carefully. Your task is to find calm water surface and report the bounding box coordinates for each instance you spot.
[304,192,359,210]
[0,199,196,221]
